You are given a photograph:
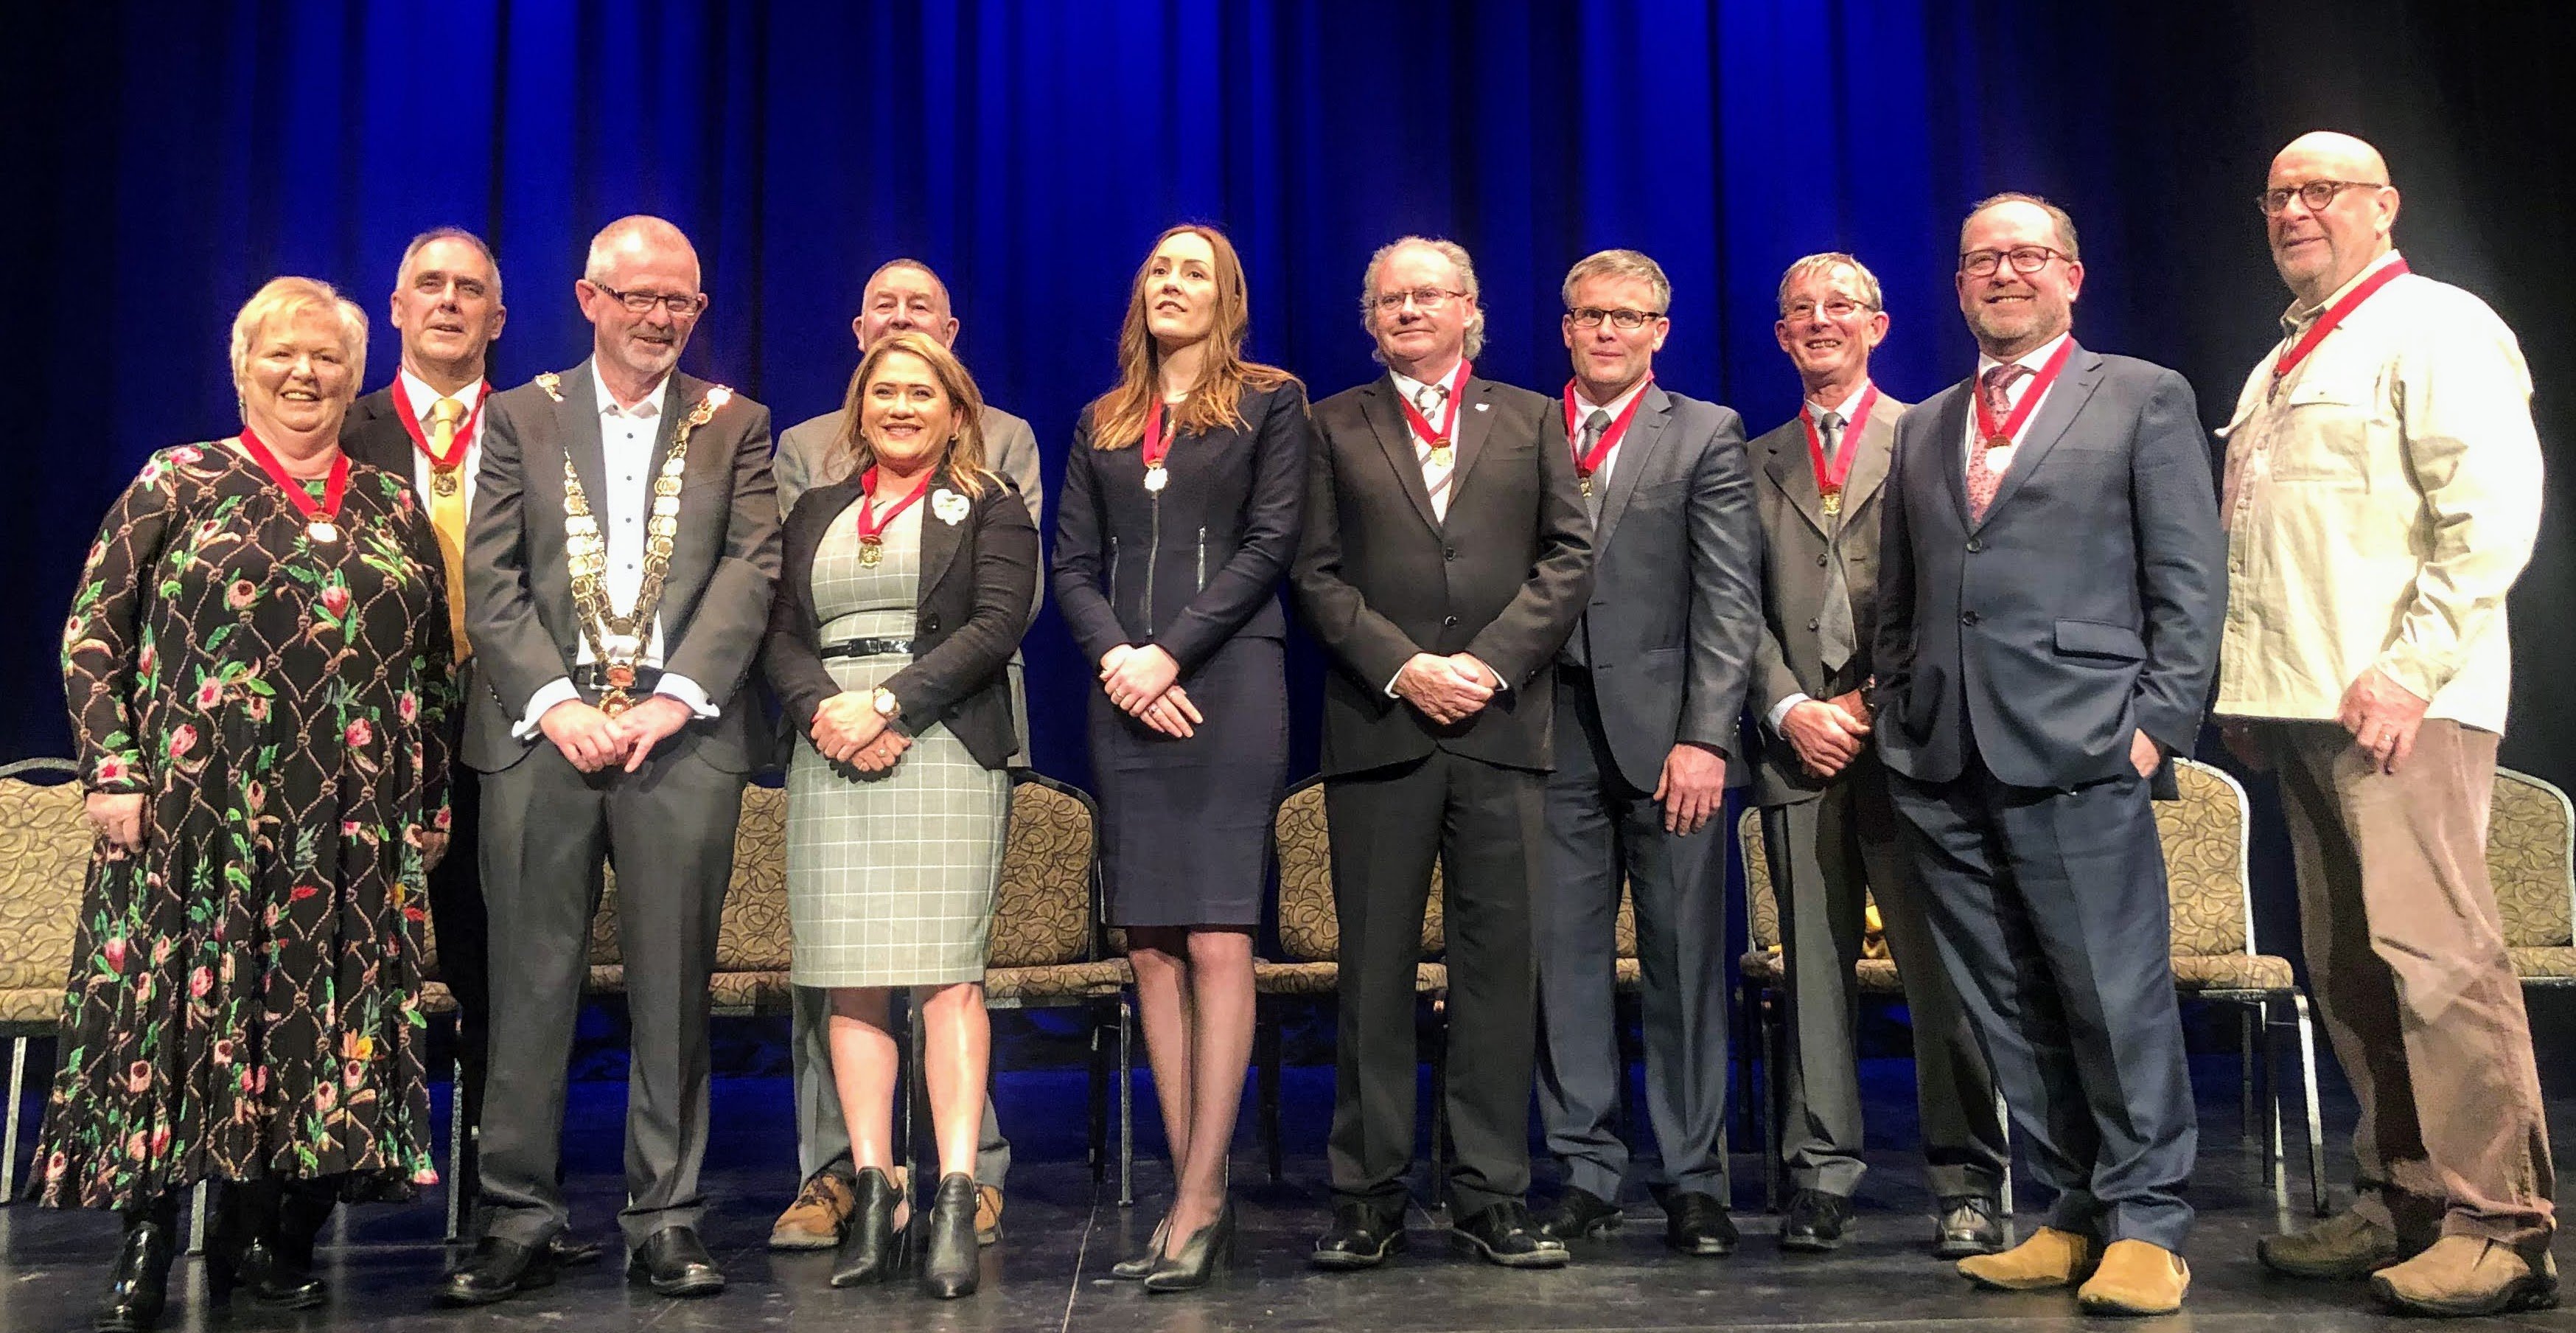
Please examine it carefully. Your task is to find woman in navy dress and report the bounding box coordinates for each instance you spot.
[1053,224,1310,1290]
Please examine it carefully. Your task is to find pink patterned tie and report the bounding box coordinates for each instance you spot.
[1966,363,2028,521]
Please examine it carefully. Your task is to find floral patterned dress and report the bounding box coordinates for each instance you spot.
[39,442,455,1211]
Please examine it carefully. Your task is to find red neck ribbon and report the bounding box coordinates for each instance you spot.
[391,379,490,469]
[854,467,933,543]
[1142,399,1173,468]
[1801,383,1879,498]
[1972,337,2076,446]
[1395,361,1469,448]
[1563,375,1655,481]
[238,426,349,523]
[2272,258,2409,394]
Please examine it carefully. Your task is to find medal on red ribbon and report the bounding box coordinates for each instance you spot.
[852,467,932,568]
[1563,374,1655,498]
[239,425,352,544]
[390,380,489,495]
[1974,338,2076,456]
[2267,257,2409,402]
[1802,383,1879,518]
[1397,362,1469,469]
[1142,399,1172,493]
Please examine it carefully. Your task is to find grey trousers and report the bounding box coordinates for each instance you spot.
[1763,757,2006,1200]
[789,982,1010,1186]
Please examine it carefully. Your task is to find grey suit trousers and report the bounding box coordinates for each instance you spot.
[1762,755,2004,1199]
[1535,670,1731,1199]
[475,739,743,1250]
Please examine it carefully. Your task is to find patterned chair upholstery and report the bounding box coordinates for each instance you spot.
[0,759,87,1203]
[1736,810,1899,995]
[584,782,797,1016]
[2491,768,2576,984]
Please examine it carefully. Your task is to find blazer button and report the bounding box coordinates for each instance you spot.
[1965,538,1984,553]
[1816,554,1829,567]
[926,616,941,632]
[1960,610,1980,627]
[1806,618,1820,631]
[1444,546,1458,560]
[1443,615,1459,628]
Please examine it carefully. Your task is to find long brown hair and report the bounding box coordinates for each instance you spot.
[832,332,998,498]
[1087,223,1295,450]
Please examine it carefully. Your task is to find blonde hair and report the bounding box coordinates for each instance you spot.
[1776,252,1885,314]
[834,332,999,498]
[1089,224,1295,452]
[228,276,369,398]
[1561,248,1672,313]
[1361,235,1486,363]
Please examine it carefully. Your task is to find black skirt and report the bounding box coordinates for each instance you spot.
[1090,636,1287,927]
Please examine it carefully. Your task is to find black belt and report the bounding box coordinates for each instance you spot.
[574,663,664,692]
[822,637,915,659]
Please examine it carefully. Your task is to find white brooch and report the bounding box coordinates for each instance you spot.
[932,489,969,526]
[1474,402,1490,412]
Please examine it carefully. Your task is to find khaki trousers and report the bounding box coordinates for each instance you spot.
[2263,718,2555,1250]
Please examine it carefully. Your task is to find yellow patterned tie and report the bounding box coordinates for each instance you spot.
[426,397,471,659]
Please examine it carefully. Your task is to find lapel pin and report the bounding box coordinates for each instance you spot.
[1474,403,1490,411]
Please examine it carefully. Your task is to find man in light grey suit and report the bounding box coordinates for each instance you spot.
[444,216,781,1306]
[1747,252,2004,1259]
[1529,250,1759,1258]
[767,257,1041,1252]
[1875,195,2223,1315]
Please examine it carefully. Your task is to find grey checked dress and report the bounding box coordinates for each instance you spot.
[786,501,1009,987]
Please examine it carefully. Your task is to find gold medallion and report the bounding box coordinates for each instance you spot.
[307,521,341,544]
[1428,442,1453,468]
[1983,434,2014,452]
[600,690,633,717]
[1143,465,1168,493]
[1821,491,1842,517]
[859,536,884,568]
[1579,475,1595,498]
[431,467,461,497]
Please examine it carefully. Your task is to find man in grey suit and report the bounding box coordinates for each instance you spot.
[1747,253,2006,1258]
[1874,194,2223,1316]
[1528,250,1759,1258]
[767,257,1040,1251]
[441,215,781,1306]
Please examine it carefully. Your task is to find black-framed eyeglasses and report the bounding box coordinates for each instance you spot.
[1958,246,2073,278]
[590,281,705,317]
[2256,179,2389,217]
[1566,306,1664,330]
[1372,286,1467,313]
[1781,298,1874,321]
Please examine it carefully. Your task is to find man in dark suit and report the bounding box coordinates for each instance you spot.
[1747,253,2006,1258]
[1525,249,1756,1257]
[439,216,781,1306]
[1293,235,1593,1271]
[1874,194,2223,1316]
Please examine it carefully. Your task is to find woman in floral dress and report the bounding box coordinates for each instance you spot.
[45,277,455,1332]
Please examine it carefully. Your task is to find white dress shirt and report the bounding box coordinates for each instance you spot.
[1566,375,1652,487]
[513,372,716,737]
[1382,361,1501,696]
[1962,331,2072,478]
[397,369,488,509]
[1766,380,1877,734]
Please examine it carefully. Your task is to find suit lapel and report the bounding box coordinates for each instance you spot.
[1594,384,1673,543]
[557,360,610,511]
[1765,419,1829,540]
[1923,384,1975,529]
[1361,377,1442,532]
[1976,342,2105,529]
[1444,376,1501,509]
[915,470,968,599]
[1837,407,1897,522]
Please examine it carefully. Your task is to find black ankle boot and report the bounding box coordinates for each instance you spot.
[206,1180,327,1309]
[829,1167,909,1287]
[918,1173,980,1298]
[93,1194,181,1333]
[274,1177,338,1275]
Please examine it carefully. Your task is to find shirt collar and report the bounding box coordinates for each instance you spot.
[1977,330,2072,380]
[1804,378,1873,421]
[397,368,489,419]
[1388,358,1467,409]
[1571,375,1652,422]
[2280,248,2406,337]
[594,369,671,420]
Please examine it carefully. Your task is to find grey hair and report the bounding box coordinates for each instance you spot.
[1775,252,1885,315]
[583,215,701,287]
[1360,235,1486,363]
[1965,192,2080,261]
[396,226,504,304]
[1561,248,1672,315]
[229,276,369,399]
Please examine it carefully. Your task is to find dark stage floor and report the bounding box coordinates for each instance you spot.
[4,1055,2572,1332]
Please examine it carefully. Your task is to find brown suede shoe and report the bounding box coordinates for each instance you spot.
[2076,1239,2191,1315]
[975,1185,1005,1247]
[2370,1236,2560,1317]
[1958,1226,2099,1291]
[2257,1207,2401,1279]
[768,1172,856,1251]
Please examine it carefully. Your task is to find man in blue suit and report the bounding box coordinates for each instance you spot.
[1872,193,2224,1316]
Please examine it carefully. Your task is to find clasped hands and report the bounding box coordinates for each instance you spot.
[1781,689,1873,779]
[1395,652,1501,725]
[1100,644,1203,738]
[540,694,697,775]
[811,692,912,772]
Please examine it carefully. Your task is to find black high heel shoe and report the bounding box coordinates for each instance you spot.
[829,1167,910,1287]
[92,1194,181,1333]
[1109,1217,1171,1281]
[205,1180,328,1310]
[918,1173,980,1299]
[1144,1201,1235,1293]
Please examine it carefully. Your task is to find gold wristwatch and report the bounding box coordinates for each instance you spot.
[870,688,902,720]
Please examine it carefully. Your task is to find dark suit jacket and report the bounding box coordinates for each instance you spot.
[1747,394,1905,807]
[1565,383,1761,793]
[763,470,1039,770]
[1872,341,2224,790]
[1291,372,1594,776]
[461,360,783,774]
[1053,380,1312,669]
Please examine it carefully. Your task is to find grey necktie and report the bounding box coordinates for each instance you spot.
[1815,409,1845,470]
[1812,410,1858,670]
[1580,408,1611,517]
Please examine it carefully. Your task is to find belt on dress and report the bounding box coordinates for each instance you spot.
[821,637,915,659]
[573,663,664,692]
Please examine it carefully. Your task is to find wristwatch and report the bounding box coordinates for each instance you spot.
[870,687,902,720]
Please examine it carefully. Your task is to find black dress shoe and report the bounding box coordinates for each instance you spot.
[1933,1194,2006,1259]
[436,1236,560,1306]
[626,1225,725,1298]
[1311,1200,1408,1270]
[1663,1191,1739,1256]
[1779,1188,1853,1253]
[1145,1201,1235,1293]
[206,1180,326,1309]
[1448,1202,1571,1269]
[1109,1218,1170,1281]
[1536,1186,1624,1242]
[93,1198,181,1333]
[918,1172,980,1299]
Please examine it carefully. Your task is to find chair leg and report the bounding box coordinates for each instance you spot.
[1758,992,1782,1213]
[2239,1007,2258,1146]
[901,1000,922,1194]
[1117,993,1134,1208]
[3,1035,27,1205]
[444,1051,466,1243]
[187,1179,210,1256]
[2292,992,2329,1217]
[1086,1009,1108,1180]
[1259,995,1284,1183]
[2258,998,2288,1209]
[1428,1007,1451,1217]
[1996,1090,2015,1223]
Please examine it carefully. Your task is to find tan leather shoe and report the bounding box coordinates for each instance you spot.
[2257,1207,2400,1279]
[2076,1239,2191,1315]
[767,1172,856,1251]
[975,1184,1005,1247]
[1957,1226,2098,1291]
[2370,1236,2560,1317]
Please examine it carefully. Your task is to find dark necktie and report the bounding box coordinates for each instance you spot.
[1580,408,1610,516]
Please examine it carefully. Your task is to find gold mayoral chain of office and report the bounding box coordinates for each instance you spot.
[547,372,732,716]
